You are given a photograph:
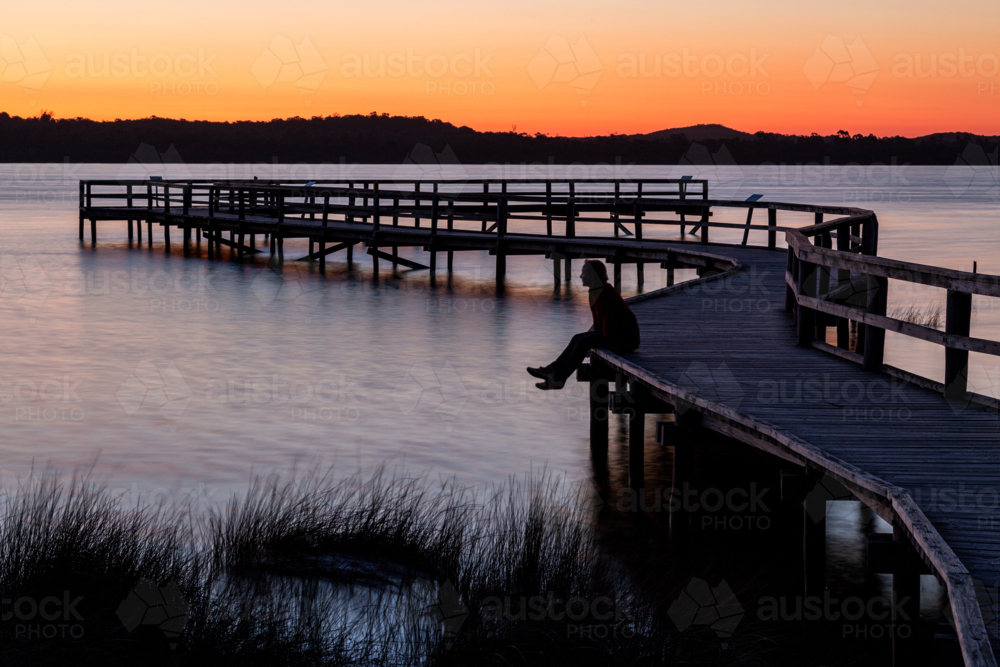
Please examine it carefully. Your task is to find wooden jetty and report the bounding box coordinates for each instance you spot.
[79,177,1000,666]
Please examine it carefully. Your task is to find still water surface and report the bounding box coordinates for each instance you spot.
[0,164,996,507]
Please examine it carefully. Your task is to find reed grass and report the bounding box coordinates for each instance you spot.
[0,468,675,666]
[889,302,943,329]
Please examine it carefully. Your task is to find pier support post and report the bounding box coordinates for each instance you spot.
[90,219,97,244]
[626,386,645,495]
[163,225,170,251]
[128,219,133,240]
[589,374,609,454]
[802,471,830,597]
[147,221,153,247]
[671,407,699,536]
[891,525,921,667]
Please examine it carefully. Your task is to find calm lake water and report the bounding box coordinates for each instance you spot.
[0,163,997,507]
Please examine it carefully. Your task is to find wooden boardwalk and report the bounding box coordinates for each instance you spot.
[79,178,999,666]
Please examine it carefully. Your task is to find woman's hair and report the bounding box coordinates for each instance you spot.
[583,259,609,282]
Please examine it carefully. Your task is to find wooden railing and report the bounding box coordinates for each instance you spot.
[785,214,1000,408]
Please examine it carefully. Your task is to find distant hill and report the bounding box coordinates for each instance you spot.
[642,124,753,142]
[0,111,996,165]
[914,131,1000,144]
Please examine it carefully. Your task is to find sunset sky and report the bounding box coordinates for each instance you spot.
[2,0,998,136]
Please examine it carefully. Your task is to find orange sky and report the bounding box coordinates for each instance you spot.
[2,0,998,136]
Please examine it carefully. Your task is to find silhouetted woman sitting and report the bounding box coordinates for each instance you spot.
[528,259,640,390]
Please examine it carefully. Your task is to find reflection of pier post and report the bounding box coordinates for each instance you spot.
[626,402,645,494]
[869,525,926,666]
[670,407,698,536]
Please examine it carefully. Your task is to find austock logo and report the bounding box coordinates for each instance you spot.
[419,579,468,648]
[528,35,603,104]
[803,35,879,104]
[944,143,999,201]
[674,143,745,199]
[116,578,188,649]
[0,36,51,94]
[391,360,469,430]
[392,143,468,182]
[676,361,745,414]
[252,35,328,93]
[116,360,192,419]
[116,143,192,182]
[667,578,744,648]
[0,254,53,318]
[804,474,853,522]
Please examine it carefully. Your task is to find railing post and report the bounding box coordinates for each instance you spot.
[679,179,687,236]
[318,193,329,271]
[546,181,553,236]
[495,197,507,284]
[277,190,284,257]
[146,184,154,245]
[162,184,170,250]
[370,182,380,275]
[944,289,973,400]
[635,183,644,288]
[237,188,246,260]
[767,206,776,249]
[785,247,796,312]
[183,186,192,255]
[413,181,421,228]
[78,181,85,239]
[861,214,878,256]
[430,192,439,274]
[836,222,851,349]
[481,182,489,232]
[862,275,888,371]
[127,184,134,240]
[447,199,455,272]
[613,181,620,238]
[567,183,576,238]
[796,258,815,346]
[700,185,709,243]
[816,233,832,339]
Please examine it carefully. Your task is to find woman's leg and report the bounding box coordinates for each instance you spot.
[546,332,591,372]
[550,332,606,381]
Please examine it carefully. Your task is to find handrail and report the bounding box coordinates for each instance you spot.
[784,220,1000,405]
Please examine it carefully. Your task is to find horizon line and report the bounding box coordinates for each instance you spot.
[2,111,998,141]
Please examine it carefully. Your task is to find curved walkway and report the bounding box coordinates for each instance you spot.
[595,242,999,666]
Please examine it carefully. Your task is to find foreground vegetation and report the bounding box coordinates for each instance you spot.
[0,468,670,666]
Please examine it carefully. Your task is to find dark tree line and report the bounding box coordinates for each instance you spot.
[0,111,995,165]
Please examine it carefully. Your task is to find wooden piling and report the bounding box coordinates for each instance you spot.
[495,197,507,284]
[887,524,921,666]
[802,473,826,597]
[671,408,698,535]
[627,400,645,494]
[589,376,609,453]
